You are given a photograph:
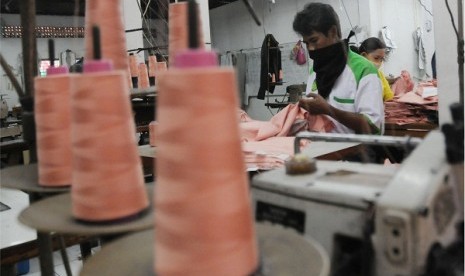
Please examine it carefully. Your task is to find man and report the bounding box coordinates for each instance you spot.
[293,3,384,135]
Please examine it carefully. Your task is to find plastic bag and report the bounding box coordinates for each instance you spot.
[291,40,307,65]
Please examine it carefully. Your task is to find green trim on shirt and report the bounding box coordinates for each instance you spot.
[362,114,381,135]
[333,96,355,104]
[347,50,379,87]
[311,81,318,91]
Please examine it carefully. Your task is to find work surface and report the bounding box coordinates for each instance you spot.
[0,188,36,250]
[138,141,360,161]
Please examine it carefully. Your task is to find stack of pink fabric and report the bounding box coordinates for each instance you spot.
[239,104,334,170]
[385,79,438,125]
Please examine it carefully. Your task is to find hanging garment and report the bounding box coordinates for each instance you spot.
[413,27,427,70]
[257,34,282,100]
[233,53,247,109]
[380,26,397,51]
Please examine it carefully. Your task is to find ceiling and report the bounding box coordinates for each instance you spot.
[0,0,239,17]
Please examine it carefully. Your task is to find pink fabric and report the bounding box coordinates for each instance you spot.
[242,137,294,170]
[242,137,310,171]
[238,106,322,171]
[391,70,414,97]
[239,104,334,142]
[397,91,438,105]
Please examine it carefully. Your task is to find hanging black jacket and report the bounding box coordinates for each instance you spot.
[257,34,282,100]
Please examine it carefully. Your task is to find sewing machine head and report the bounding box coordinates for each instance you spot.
[251,130,463,275]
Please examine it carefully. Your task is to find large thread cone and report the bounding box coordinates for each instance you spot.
[154,67,258,275]
[70,71,149,221]
[34,75,73,186]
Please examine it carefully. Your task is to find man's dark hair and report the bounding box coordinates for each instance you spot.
[293,2,341,38]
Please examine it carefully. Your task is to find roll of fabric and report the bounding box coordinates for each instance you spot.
[70,69,149,222]
[154,67,258,275]
[34,73,73,186]
[168,2,204,67]
[84,0,128,72]
[138,62,150,89]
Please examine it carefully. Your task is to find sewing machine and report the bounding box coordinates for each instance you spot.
[0,94,22,140]
[251,130,463,276]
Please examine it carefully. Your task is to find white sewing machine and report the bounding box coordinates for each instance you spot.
[251,130,463,276]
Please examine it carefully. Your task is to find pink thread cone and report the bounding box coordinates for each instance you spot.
[70,70,149,221]
[154,67,258,275]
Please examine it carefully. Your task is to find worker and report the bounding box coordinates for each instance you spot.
[355,37,394,102]
[293,2,384,135]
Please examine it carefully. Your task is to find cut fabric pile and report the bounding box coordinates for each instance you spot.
[385,79,438,126]
[239,104,334,170]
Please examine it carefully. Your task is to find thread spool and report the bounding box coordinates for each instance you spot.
[149,121,157,147]
[168,2,205,67]
[154,66,258,275]
[70,26,149,222]
[155,62,168,74]
[138,62,150,89]
[84,0,128,72]
[129,53,138,88]
[34,42,73,187]
[148,54,157,86]
[70,69,149,222]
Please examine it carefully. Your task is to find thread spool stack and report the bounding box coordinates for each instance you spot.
[148,121,157,147]
[71,26,149,222]
[138,62,150,89]
[34,39,73,187]
[129,53,138,88]
[154,1,258,275]
[148,54,157,86]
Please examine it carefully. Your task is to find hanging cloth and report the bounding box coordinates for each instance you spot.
[380,26,397,51]
[413,27,427,70]
[257,34,282,100]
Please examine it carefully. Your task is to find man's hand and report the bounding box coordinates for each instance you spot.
[298,93,332,115]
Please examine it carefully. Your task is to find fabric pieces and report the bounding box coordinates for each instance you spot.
[239,104,331,171]
[391,70,414,97]
[242,137,296,171]
[242,136,311,171]
[384,101,432,125]
[384,80,438,126]
[239,103,334,141]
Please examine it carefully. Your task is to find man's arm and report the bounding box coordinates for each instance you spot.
[299,93,376,134]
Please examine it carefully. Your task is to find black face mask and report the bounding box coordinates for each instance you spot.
[308,41,348,99]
